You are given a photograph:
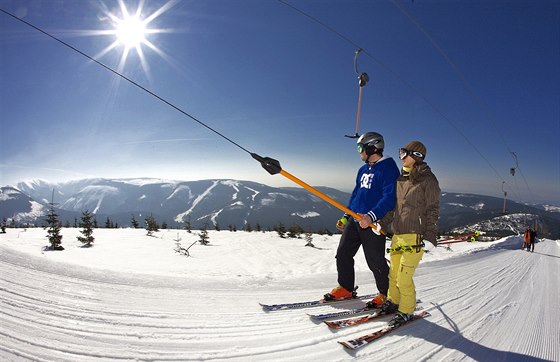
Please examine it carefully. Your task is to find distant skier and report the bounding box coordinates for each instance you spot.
[522,228,531,251]
[378,141,440,327]
[325,132,399,308]
[528,228,537,252]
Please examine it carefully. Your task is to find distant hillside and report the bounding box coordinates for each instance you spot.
[1,179,558,238]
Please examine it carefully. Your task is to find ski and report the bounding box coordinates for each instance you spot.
[308,306,373,321]
[308,299,422,321]
[324,305,422,329]
[259,293,377,312]
[338,311,431,350]
[326,309,388,329]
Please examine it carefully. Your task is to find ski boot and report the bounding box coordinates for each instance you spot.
[365,293,387,309]
[379,299,399,314]
[388,312,413,327]
[323,285,357,301]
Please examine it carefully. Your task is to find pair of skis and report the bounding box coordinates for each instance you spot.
[260,295,429,350]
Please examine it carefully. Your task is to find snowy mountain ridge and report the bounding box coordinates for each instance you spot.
[1,178,559,237]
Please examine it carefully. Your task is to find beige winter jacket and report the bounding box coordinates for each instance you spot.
[381,162,440,245]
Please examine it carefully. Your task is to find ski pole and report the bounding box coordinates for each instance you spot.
[251,153,385,235]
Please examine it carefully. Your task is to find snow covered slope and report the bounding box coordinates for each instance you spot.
[0,229,558,361]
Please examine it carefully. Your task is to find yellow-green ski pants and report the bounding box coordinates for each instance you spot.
[387,233,424,315]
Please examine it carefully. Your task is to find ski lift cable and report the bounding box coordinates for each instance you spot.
[0,8,386,236]
[278,0,507,184]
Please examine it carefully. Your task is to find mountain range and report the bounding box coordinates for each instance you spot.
[1,178,559,238]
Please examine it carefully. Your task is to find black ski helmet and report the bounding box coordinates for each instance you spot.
[357,132,384,155]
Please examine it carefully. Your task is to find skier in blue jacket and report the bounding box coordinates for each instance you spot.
[324,132,400,308]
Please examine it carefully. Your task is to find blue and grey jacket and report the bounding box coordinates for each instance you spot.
[344,156,400,223]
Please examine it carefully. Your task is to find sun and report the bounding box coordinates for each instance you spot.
[115,15,147,49]
[94,0,177,75]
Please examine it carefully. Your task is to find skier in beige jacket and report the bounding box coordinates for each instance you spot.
[379,140,440,328]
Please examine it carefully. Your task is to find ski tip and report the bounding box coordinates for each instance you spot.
[324,321,342,329]
[416,310,431,318]
[338,341,360,350]
[259,303,276,311]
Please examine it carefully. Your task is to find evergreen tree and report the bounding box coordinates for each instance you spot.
[131,214,139,228]
[45,191,63,250]
[275,223,286,238]
[145,214,159,236]
[77,210,95,247]
[185,221,192,233]
[184,216,192,233]
[244,223,253,232]
[305,231,314,247]
[287,224,304,239]
[255,223,262,232]
[214,222,221,231]
[198,224,210,245]
[105,217,113,229]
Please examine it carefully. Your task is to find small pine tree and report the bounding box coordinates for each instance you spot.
[275,223,286,238]
[305,231,314,247]
[198,224,210,245]
[214,222,221,231]
[77,210,95,247]
[45,191,63,250]
[184,216,192,233]
[244,223,253,232]
[287,224,304,239]
[131,214,139,228]
[145,214,159,236]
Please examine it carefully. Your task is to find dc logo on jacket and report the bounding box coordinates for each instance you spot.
[360,173,373,189]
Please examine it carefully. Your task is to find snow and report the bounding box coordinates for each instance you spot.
[174,181,220,222]
[543,204,560,213]
[12,201,45,223]
[1,228,558,361]
[292,211,321,218]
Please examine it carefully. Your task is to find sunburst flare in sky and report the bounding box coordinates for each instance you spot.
[94,0,177,76]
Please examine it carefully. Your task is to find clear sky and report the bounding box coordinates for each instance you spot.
[1,0,559,204]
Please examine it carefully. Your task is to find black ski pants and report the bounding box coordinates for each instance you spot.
[336,218,389,295]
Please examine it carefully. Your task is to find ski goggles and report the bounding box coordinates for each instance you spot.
[399,148,424,160]
[357,143,365,153]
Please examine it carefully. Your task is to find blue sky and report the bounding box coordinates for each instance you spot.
[1,0,559,204]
